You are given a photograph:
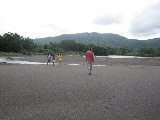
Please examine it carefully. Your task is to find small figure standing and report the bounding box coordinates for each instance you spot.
[57,53,63,66]
[52,54,56,66]
[47,54,51,65]
[86,48,94,75]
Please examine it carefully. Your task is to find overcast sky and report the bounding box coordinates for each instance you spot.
[0,0,160,39]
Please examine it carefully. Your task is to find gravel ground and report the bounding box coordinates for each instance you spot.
[0,55,160,120]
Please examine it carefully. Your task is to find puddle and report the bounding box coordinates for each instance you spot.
[0,56,150,66]
[0,57,44,65]
[83,55,150,58]
[68,64,80,66]
[0,57,108,66]
[93,65,107,66]
[0,57,7,63]
[107,55,150,58]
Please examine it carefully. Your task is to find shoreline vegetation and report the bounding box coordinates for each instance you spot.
[1,32,160,57]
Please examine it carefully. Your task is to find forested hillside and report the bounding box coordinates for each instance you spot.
[34,32,160,50]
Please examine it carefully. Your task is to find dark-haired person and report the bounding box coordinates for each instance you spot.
[86,49,94,75]
[47,54,51,65]
[52,54,56,66]
[57,53,63,66]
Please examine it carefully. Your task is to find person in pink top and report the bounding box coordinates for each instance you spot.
[86,49,95,75]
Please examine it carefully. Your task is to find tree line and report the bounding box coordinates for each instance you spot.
[0,32,37,54]
[0,32,160,57]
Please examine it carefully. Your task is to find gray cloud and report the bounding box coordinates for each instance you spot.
[129,1,160,37]
[93,14,123,25]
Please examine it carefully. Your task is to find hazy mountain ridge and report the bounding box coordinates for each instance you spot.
[34,32,160,49]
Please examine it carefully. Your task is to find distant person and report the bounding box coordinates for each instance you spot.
[52,54,56,66]
[47,54,51,65]
[86,48,94,75]
[57,53,63,66]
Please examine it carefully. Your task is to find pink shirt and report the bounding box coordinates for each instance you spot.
[86,50,94,62]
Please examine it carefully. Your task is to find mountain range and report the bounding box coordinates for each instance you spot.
[33,32,160,50]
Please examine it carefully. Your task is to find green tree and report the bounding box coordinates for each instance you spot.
[118,45,129,55]
[22,38,35,54]
[154,48,160,57]
[60,40,77,51]
[2,32,23,52]
[0,32,37,54]
[138,46,155,57]
[85,44,109,56]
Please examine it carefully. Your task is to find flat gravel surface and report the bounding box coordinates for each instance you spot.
[1,56,160,120]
